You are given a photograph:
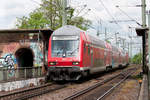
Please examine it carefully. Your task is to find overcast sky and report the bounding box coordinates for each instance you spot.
[0,0,150,56]
[0,0,41,29]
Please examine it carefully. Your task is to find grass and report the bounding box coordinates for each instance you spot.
[120,81,137,93]
[131,73,143,80]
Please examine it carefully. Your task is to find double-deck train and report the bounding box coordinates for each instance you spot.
[47,25,129,80]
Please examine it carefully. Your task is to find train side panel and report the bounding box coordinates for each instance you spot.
[47,25,129,81]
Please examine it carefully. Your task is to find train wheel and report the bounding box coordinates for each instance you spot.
[106,67,109,71]
[45,73,51,83]
[119,64,123,69]
[110,66,112,70]
[106,66,112,71]
[87,71,89,76]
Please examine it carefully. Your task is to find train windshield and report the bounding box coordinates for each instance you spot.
[51,36,79,57]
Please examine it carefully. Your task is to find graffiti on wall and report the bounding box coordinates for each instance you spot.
[0,58,4,67]
[4,54,17,68]
[0,54,17,77]
[30,42,43,66]
[0,43,18,76]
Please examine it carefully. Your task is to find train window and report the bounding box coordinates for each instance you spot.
[104,51,107,56]
[51,39,79,57]
[84,43,86,52]
[88,45,90,55]
[91,49,93,54]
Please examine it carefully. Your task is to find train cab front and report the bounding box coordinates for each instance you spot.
[47,35,82,81]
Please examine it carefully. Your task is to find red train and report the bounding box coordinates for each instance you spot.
[47,25,129,80]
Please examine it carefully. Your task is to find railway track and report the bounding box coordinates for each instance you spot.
[64,67,138,100]
[0,83,67,100]
[0,66,138,100]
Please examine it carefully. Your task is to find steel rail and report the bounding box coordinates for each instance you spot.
[15,85,66,100]
[97,70,136,100]
[64,67,137,100]
[0,83,53,97]
[64,73,123,100]
[0,83,67,100]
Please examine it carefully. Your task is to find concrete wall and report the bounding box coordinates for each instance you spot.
[0,77,45,91]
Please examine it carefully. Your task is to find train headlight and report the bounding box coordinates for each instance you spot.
[49,62,56,65]
[72,62,79,65]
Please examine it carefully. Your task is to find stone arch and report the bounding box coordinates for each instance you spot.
[15,47,34,67]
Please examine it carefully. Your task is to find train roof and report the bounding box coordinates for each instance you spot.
[52,25,83,36]
[52,25,125,52]
[86,34,106,48]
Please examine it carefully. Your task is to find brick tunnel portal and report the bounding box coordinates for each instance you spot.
[15,48,34,67]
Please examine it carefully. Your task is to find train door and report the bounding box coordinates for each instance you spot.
[112,51,114,68]
[105,50,109,66]
[108,50,111,66]
[104,43,112,67]
[119,53,122,64]
[88,45,93,67]
[91,48,93,67]
[104,50,107,66]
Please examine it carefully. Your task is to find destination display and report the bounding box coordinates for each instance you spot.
[52,36,79,40]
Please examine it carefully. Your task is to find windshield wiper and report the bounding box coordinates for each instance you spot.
[70,47,79,55]
[56,47,64,56]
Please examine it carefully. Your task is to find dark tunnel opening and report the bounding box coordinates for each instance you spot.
[15,48,34,68]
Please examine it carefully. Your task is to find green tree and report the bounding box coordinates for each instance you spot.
[16,9,48,29]
[16,0,91,30]
[131,53,142,64]
[68,16,92,31]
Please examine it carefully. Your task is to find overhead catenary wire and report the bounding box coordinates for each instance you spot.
[74,4,87,17]
[116,5,142,26]
[96,0,130,43]
[97,0,141,48]
[82,4,118,39]
[70,2,106,36]
[90,9,106,24]
[88,9,120,41]
[97,0,132,47]
[89,9,104,35]
[110,1,140,40]
[30,0,41,5]
[97,0,122,29]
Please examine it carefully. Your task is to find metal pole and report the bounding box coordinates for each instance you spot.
[123,39,125,50]
[118,40,120,48]
[147,10,150,99]
[141,0,147,73]
[62,0,67,26]
[143,33,146,72]
[130,37,132,58]
[128,43,130,58]
[130,28,133,58]
[115,33,118,47]
[105,28,107,41]
[100,20,102,35]
[142,0,146,28]
[97,20,101,36]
